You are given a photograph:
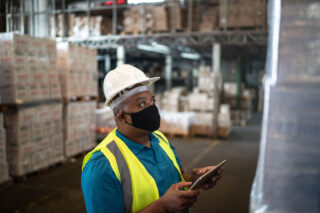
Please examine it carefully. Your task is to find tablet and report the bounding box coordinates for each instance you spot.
[189,160,226,190]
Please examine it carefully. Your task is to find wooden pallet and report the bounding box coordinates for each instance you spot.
[190,124,213,138]
[164,132,189,139]
[13,160,65,183]
[0,98,62,112]
[63,96,98,103]
[0,178,13,190]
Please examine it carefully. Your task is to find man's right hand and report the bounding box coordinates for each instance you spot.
[160,182,200,213]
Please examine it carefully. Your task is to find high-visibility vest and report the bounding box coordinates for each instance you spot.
[82,129,184,213]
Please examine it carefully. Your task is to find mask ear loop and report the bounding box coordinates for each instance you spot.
[121,111,134,127]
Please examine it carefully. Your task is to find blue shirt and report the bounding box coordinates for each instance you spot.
[81,130,183,213]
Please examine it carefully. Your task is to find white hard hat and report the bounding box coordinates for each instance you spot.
[103,64,160,107]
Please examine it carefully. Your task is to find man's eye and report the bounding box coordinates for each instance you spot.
[139,102,146,107]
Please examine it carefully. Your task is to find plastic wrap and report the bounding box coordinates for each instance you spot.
[250,0,320,212]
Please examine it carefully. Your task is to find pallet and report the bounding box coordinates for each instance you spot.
[12,160,65,183]
[0,98,62,112]
[120,30,140,35]
[0,178,13,190]
[190,124,213,138]
[164,132,189,139]
[218,126,232,139]
[63,96,98,103]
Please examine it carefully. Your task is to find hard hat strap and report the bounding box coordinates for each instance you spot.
[109,86,148,110]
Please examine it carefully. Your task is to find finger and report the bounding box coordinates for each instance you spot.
[175,181,193,189]
[179,189,200,198]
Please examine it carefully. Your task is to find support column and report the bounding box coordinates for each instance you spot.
[165,55,172,91]
[105,54,111,73]
[117,46,125,67]
[212,43,221,138]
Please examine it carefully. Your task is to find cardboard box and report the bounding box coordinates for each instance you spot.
[6,126,32,145]
[4,107,36,126]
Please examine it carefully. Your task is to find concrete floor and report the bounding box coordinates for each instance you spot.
[0,114,261,213]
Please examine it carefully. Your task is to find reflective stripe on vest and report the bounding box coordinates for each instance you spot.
[82,129,184,213]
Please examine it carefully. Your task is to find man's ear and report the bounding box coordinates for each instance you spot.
[116,111,125,122]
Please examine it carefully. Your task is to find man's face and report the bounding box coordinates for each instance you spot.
[122,91,155,114]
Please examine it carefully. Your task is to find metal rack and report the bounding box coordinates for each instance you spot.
[4,0,268,50]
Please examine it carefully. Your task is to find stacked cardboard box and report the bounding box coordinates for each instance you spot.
[219,0,265,28]
[198,66,222,94]
[64,101,96,158]
[200,6,218,32]
[251,2,320,211]
[218,104,232,138]
[57,43,98,98]
[67,15,112,37]
[167,1,183,31]
[223,82,252,125]
[188,89,214,112]
[0,33,60,104]
[4,103,64,176]
[0,113,9,183]
[160,111,194,137]
[123,5,168,33]
[161,87,187,112]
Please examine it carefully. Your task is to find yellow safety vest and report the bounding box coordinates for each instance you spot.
[82,129,184,213]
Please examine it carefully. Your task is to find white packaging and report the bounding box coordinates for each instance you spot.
[6,125,32,145]
[4,107,36,126]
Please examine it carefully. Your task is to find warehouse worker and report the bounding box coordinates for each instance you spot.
[81,64,223,213]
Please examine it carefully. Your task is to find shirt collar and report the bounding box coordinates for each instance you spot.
[115,130,160,156]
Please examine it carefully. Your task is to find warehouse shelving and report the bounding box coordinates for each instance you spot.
[3,0,268,49]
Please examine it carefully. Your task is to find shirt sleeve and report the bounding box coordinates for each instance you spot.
[169,142,183,168]
[81,152,124,213]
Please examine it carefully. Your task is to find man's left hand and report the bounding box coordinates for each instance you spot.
[191,166,223,190]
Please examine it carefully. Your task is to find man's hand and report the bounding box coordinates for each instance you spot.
[159,182,200,213]
[192,166,223,190]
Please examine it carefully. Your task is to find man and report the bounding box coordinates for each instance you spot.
[81,64,223,213]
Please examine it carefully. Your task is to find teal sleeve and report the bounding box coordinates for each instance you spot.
[81,152,124,213]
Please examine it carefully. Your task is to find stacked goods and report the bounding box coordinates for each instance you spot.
[198,66,222,94]
[218,104,232,138]
[96,106,116,138]
[251,1,320,212]
[219,0,265,28]
[159,111,194,137]
[68,15,112,37]
[57,43,98,98]
[161,87,187,112]
[167,1,183,31]
[123,6,168,34]
[187,89,214,112]
[0,33,61,104]
[64,101,96,158]
[223,82,253,125]
[0,113,9,183]
[4,103,64,176]
[200,6,218,32]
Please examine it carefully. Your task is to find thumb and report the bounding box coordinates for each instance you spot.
[175,181,192,190]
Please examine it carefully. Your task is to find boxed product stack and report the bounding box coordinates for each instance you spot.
[251,1,320,212]
[57,42,98,98]
[167,1,183,31]
[219,0,265,29]
[218,104,232,138]
[0,33,61,104]
[200,6,218,32]
[4,103,64,176]
[187,89,214,112]
[96,105,116,139]
[0,113,9,183]
[67,15,112,37]
[64,101,96,158]
[223,82,253,126]
[198,66,222,94]
[123,5,168,34]
[161,87,187,112]
[159,111,194,137]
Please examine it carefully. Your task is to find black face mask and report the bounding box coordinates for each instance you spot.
[124,104,161,132]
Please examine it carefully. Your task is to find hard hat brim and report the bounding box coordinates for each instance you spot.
[105,76,160,106]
